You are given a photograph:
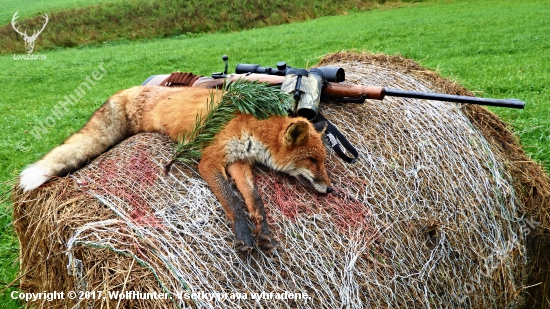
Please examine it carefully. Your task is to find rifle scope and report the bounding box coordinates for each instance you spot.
[235,63,345,83]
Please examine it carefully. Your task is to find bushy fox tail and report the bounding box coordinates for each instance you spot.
[19,100,130,192]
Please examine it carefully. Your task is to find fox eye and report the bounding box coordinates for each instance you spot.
[309,158,318,166]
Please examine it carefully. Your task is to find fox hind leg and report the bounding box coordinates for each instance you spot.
[226,161,274,251]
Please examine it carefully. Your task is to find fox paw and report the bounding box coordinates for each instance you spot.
[233,220,254,253]
[235,240,253,254]
[257,234,276,251]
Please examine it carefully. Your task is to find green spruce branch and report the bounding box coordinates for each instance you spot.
[174,79,292,163]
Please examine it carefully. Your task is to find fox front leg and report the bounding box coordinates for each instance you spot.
[198,167,254,253]
[226,161,274,251]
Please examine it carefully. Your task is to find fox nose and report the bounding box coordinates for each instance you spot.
[326,186,333,194]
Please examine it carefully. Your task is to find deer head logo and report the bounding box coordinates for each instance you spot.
[12,11,49,54]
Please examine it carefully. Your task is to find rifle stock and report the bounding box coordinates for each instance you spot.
[193,74,386,100]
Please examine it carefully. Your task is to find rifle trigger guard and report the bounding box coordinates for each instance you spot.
[328,94,368,103]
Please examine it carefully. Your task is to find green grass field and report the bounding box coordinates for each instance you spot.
[1,0,549,307]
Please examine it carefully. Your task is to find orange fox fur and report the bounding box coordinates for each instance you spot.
[19,85,332,252]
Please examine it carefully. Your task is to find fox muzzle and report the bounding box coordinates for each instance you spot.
[295,174,333,194]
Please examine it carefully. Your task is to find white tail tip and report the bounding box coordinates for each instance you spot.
[19,164,51,192]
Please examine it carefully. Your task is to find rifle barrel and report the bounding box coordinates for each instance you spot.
[383,88,525,109]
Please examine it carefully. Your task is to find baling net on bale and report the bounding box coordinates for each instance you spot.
[12,52,550,309]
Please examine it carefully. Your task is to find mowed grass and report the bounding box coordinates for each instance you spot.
[1,0,549,306]
[0,0,415,54]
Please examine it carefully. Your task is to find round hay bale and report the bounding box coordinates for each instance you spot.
[12,52,550,309]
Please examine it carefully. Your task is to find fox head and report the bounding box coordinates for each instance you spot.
[277,119,333,194]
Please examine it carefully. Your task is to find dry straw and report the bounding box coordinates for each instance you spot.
[12,52,550,308]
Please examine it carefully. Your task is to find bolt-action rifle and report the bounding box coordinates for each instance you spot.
[142,55,525,163]
[143,55,525,111]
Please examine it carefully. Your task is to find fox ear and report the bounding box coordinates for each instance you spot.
[313,121,328,134]
[284,121,310,146]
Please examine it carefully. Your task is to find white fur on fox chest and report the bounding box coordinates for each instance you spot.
[225,135,274,167]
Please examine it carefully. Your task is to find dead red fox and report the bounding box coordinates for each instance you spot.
[19,85,332,252]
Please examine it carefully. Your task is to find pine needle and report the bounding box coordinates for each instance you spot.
[174,79,292,163]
